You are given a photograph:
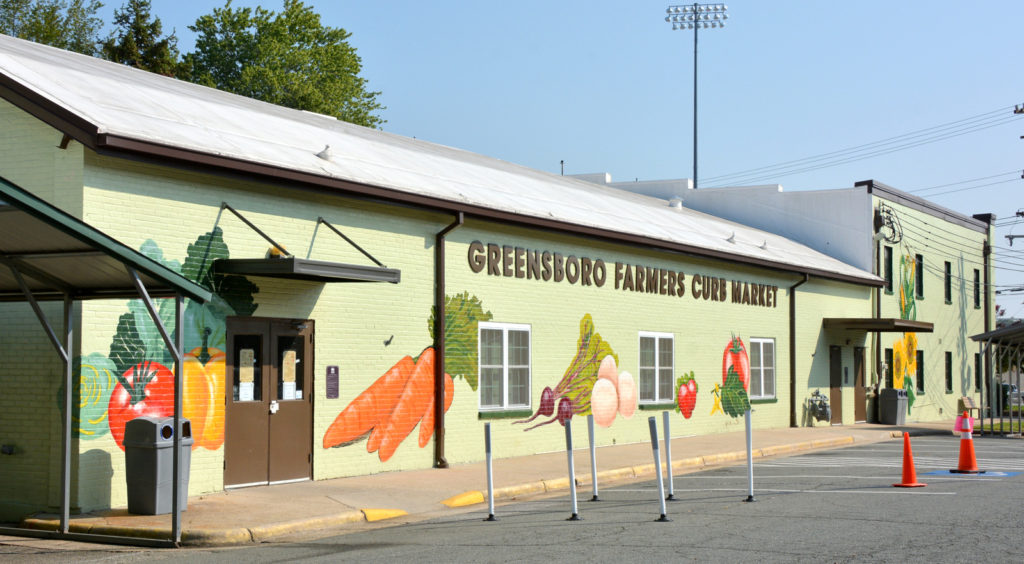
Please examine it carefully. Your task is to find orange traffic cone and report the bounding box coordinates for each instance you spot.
[893,432,926,487]
[951,411,981,474]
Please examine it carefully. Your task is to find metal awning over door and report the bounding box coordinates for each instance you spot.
[0,175,211,547]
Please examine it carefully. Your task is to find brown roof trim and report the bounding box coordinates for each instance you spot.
[823,318,934,333]
[94,133,882,287]
[856,179,990,234]
[0,74,99,148]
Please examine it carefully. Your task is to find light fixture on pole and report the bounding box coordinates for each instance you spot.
[665,3,728,190]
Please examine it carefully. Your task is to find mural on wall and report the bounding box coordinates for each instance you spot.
[516,314,634,430]
[675,371,697,419]
[62,228,259,451]
[893,254,918,412]
[322,292,490,461]
[710,336,751,417]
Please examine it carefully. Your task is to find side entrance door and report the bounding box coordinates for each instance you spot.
[224,317,313,488]
[853,347,867,422]
[829,345,843,424]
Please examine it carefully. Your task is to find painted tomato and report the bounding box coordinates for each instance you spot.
[182,347,227,451]
[108,361,175,450]
[722,337,750,392]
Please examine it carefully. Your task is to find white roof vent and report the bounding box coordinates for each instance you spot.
[315,145,332,161]
[726,231,736,244]
[668,197,683,210]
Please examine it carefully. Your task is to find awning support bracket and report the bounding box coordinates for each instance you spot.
[220,202,291,258]
[311,217,387,268]
[9,265,68,362]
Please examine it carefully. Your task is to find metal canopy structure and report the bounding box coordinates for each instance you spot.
[0,175,211,547]
[822,318,935,333]
[971,322,1024,436]
[213,257,401,283]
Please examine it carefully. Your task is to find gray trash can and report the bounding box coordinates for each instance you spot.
[124,416,192,515]
[896,389,908,425]
[879,388,907,425]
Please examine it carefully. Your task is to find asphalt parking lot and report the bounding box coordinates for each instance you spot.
[5,434,1023,563]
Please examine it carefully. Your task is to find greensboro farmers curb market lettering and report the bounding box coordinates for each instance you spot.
[466,241,779,307]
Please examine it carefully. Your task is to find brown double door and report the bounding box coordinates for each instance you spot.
[224,318,313,488]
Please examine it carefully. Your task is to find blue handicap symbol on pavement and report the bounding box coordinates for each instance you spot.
[922,470,1020,477]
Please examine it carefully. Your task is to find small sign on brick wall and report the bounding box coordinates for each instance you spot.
[326,365,339,399]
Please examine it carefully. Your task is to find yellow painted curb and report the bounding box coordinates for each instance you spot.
[812,437,854,449]
[672,456,705,470]
[247,511,365,543]
[701,452,743,466]
[361,508,408,522]
[494,482,546,499]
[20,518,58,531]
[632,463,656,477]
[182,528,254,547]
[542,477,570,491]
[441,490,485,508]
[597,467,636,482]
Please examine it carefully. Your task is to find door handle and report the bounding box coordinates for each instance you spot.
[270,400,280,414]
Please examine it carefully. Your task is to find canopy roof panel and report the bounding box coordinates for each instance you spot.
[0,175,211,302]
[0,34,882,288]
[823,318,934,333]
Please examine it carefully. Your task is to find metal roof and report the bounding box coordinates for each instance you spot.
[0,175,212,303]
[0,34,882,287]
[971,322,1024,345]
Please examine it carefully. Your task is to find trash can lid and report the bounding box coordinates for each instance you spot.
[123,416,194,448]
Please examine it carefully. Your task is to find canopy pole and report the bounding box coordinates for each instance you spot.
[60,294,72,534]
[172,294,183,544]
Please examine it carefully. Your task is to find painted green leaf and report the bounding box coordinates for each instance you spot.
[720,367,750,418]
[558,314,617,417]
[213,274,260,317]
[182,228,229,286]
[429,292,492,391]
[109,312,145,375]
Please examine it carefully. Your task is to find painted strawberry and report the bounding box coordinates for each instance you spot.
[676,371,698,419]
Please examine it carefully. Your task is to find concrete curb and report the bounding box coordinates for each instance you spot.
[19,507,399,547]
[448,434,886,508]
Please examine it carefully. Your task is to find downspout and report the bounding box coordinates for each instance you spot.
[874,238,882,421]
[789,273,810,427]
[433,211,464,468]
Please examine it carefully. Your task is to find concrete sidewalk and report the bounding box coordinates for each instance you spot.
[15,421,954,547]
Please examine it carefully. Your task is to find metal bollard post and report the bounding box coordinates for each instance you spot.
[648,416,671,522]
[565,418,581,520]
[484,422,497,520]
[587,414,599,501]
[744,409,756,502]
[662,410,676,501]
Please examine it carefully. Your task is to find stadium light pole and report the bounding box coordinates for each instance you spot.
[665,3,728,190]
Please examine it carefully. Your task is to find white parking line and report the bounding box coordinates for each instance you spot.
[614,488,956,496]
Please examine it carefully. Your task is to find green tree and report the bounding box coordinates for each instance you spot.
[0,0,103,55]
[100,0,179,75]
[184,0,384,128]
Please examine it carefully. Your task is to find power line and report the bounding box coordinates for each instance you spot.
[703,106,1022,186]
[907,170,1021,194]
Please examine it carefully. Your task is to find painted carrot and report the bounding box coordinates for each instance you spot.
[378,347,436,462]
[417,372,455,448]
[322,355,415,449]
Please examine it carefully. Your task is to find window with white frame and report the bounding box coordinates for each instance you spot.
[478,322,531,410]
[639,332,674,403]
[748,338,775,400]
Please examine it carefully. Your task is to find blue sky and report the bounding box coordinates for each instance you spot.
[97,1,1024,314]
